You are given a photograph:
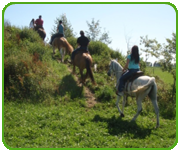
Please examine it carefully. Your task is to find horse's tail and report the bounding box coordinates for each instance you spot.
[85,57,96,85]
[132,77,156,93]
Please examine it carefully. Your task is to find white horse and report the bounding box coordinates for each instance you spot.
[107,59,159,128]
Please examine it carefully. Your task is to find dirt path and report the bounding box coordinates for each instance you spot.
[66,64,97,108]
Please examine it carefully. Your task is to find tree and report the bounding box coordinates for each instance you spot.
[86,18,112,45]
[140,33,176,101]
[51,14,74,38]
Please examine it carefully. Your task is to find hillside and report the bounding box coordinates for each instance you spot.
[3,25,177,149]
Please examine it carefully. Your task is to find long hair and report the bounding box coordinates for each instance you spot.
[131,45,139,64]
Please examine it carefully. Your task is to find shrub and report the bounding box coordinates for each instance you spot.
[88,41,111,56]
[4,26,52,101]
[67,36,77,50]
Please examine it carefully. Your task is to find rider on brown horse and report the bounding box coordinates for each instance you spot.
[71,30,90,62]
[49,20,64,45]
[35,15,44,30]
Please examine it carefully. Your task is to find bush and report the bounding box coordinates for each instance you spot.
[89,41,111,56]
[4,26,52,101]
[67,36,77,50]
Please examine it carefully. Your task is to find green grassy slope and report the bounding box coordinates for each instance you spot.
[3,26,177,149]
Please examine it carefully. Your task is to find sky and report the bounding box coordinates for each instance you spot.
[3,2,177,64]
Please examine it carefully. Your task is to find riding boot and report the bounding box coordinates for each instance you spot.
[116,91,124,96]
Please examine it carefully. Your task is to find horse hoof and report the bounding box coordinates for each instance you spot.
[120,113,125,117]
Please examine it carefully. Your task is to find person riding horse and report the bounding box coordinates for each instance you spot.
[29,16,46,40]
[35,15,44,30]
[29,18,35,29]
[49,20,64,45]
[71,30,90,62]
[116,45,140,96]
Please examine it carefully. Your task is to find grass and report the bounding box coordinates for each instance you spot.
[4,100,176,149]
[146,67,174,85]
[3,25,177,149]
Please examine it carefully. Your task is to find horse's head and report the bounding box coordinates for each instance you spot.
[107,59,123,77]
[107,60,115,76]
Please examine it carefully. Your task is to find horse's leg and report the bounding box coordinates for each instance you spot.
[122,95,126,114]
[148,86,159,128]
[73,64,75,74]
[79,69,84,84]
[131,94,143,122]
[84,69,88,82]
[151,98,159,128]
[116,95,124,117]
[60,48,64,62]
[53,46,55,54]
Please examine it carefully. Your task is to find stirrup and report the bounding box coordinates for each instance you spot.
[116,91,124,96]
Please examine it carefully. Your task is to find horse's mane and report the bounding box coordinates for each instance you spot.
[111,59,123,70]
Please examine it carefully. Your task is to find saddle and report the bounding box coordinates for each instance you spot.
[124,71,144,92]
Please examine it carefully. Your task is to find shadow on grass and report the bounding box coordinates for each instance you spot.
[57,74,84,99]
[92,114,153,139]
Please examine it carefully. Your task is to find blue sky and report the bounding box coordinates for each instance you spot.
[3,2,176,63]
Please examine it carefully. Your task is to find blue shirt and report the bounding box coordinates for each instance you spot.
[58,24,64,35]
[127,54,140,69]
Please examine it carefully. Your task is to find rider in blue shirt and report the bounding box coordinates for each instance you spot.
[49,20,64,45]
[116,45,140,96]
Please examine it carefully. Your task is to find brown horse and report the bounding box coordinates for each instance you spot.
[52,37,73,62]
[73,51,96,85]
[34,27,46,41]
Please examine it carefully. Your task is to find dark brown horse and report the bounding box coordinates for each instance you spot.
[35,27,46,41]
[73,51,96,85]
[52,37,74,62]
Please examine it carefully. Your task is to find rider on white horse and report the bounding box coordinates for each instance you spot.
[116,45,140,96]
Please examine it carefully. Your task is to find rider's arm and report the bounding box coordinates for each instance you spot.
[123,58,130,72]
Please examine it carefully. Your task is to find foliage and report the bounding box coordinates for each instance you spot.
[4,24,72,102]
[140,33,176,103]
[66,36,77,50]
[51,14,75,38]
[86,18,112,45]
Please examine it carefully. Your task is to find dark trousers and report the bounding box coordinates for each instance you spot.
[118,69,139,92]
[71,46,88,60]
